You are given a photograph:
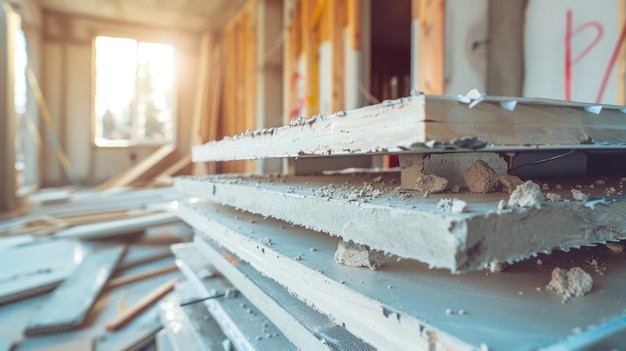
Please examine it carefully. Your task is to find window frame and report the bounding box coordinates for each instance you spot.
[91,33,178,148]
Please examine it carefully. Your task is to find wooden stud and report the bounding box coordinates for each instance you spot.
[412,0,445,94]
[0,4,17,212]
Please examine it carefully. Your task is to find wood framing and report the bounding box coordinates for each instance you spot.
[96,144,176,191]
[411,0,445,94]
[192,94,626,162]
[0,4,18,212]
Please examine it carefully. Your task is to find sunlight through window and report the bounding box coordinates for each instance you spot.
[94,36,175,146]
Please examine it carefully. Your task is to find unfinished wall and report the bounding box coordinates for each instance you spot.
[524,0,622,104]
[40,11,201,187]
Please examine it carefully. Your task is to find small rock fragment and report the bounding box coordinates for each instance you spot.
[571,189,589,201]
[547,267,593,303]
[445,308,454,315]
[334,240,388,270]
[595,179,606,185]
[258,237,272,246]
[414,174,448,194]
[488,262,509,272]
[555,184,562,190]
[541,183,550,191]
[497,199,506,210]
[436,198,468,213]
[450,184,461,193]
[499,175,523,194]
[606,242,624,253]
[464,160,500,193]
[507,181,543,209]
[545,193,562,202]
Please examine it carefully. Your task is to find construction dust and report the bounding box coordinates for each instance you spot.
[547,267,593,303]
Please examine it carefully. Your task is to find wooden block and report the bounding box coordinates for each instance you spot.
[25,245,126,336]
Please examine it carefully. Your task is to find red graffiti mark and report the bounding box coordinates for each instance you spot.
[288,71,306,120]
[596,16,626,103]
[564,9,604,101]
[564,9,626,103]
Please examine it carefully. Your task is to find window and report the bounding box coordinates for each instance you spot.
[94,36,175,146]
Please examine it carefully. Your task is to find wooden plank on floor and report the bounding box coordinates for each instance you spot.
[96,144,176,191]
[184,201,626,351]
[192,95,626,162]
[176,174,626,273]
[24,245,125,336]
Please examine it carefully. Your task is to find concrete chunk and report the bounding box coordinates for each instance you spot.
[499,175,523,194]
[334,240,387,270]
[463,160,500,193]
[414,174,448,194]
[507,181,543,209]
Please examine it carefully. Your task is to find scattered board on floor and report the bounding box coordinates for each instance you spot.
[54,212,180,240]
[192,94,626,162]
[158,282,229,351]
[187,239,375,351]
[94,309,162,351]
[180,200,626,351]
[176,173,626,272]
[0,240,82,305]
[25,245,126,336]
[172,244,296,351]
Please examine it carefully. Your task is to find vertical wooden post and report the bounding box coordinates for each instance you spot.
[411,0,445,94]
[0,3,17,212]
[329,0,346,112]
[344,0,360,109]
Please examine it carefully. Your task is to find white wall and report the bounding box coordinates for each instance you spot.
[524,0,620,104]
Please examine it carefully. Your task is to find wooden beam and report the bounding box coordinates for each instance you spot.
[486,0,526,96]
[96,144,176,191]
[329,0,346,112]
[412,0,445,94]
[105,265,178,290]
[0,4,17,212]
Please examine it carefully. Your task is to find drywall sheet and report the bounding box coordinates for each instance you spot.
[192,94,626,162]
[176,173,626,272]
[180,200,626,351]
[0,240,82,304]
[188,239,375,351]
[524,0,621,104]
[25,245,125,335]
[172,244,296,351]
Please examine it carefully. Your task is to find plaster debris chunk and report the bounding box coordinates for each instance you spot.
[499,175,523,194]
[547,267,593,303]
[414,174,448,194]
[436,198,468,213]
[507,181,543,209]
[464,160,499,193]
[545,193,562,202]
[606,242,624,253]
[571,189,589,201]
[334,240,387,270]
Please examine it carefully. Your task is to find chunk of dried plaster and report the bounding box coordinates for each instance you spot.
[334,240,387,270]
[545,193,562,202]
[499,175,523,194]
[463,160,499,193]
[436,198,468,213]
[547,267,593,303]
[606,242,624,253]
[414,174,448,194]
[571,189,589,201]
[507,181,543,209]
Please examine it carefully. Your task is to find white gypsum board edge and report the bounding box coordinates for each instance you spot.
[178,200,626,351]
[54,212,179,240]
[192,235,376,351]
[178,201,471,351]
[171,243,296,351]
[175,174,626,272]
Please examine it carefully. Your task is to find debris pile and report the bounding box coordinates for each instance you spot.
[547,267,593,303]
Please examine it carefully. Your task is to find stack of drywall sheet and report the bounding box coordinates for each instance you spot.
[175,94,626,350]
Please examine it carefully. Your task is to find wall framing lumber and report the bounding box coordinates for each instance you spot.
[0,4,18,212]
